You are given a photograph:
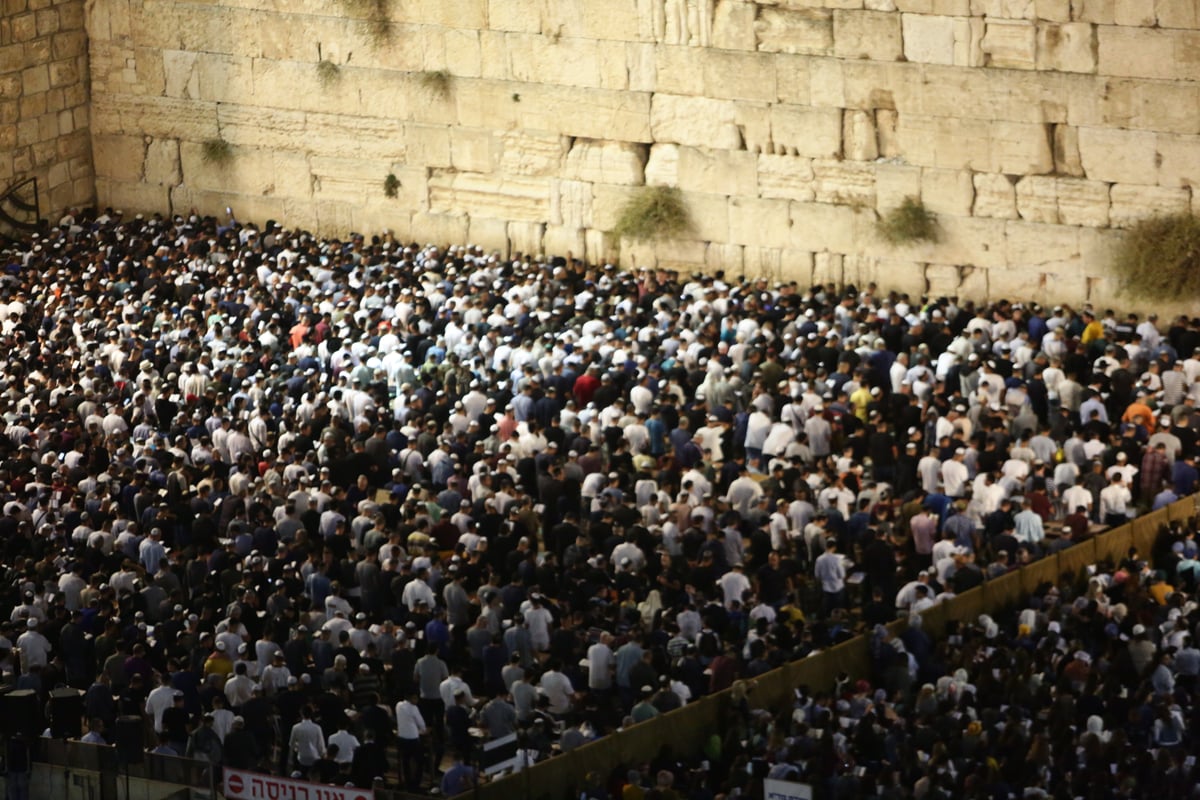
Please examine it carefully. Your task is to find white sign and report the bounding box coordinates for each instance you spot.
[223,768,374,800]
[764,777,813,800]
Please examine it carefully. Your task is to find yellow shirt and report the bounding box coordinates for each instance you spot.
[850,386,872,422]
[1080,320,1104,345]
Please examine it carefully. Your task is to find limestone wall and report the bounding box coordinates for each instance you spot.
[85,0,1200,305]
[1,0,93,227]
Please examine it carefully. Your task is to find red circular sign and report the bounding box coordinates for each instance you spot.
[227,774,244,796]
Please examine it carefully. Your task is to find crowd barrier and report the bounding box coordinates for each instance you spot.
[457,494,1200,800]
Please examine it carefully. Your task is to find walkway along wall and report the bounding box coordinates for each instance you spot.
[457,493,1200,800]
[84,0,1200,309]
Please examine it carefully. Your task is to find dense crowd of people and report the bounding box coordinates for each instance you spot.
[0,205,1197,798]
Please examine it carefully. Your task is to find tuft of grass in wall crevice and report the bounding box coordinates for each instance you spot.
[383,173,400,199]
[1110,212,1200,300]
[876,196,938,245]
[316,59,341,87]
[201,137,233,166]
[417,69,452,100]
[612,186,694,242]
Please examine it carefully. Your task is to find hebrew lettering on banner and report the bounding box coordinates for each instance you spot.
[224,768,372,800]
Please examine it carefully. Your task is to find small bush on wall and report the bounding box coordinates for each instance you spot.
[201,138,233,165]
[613,186,694,241]
[1111,212,1200,300]
[876,196,938,245]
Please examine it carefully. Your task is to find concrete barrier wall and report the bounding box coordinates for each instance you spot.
[81,0,1200,309]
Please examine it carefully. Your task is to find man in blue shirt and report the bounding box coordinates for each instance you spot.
[440,751,476,795]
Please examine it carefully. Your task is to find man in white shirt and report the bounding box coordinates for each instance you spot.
[327,722,360,765]
[813,539,847,617]
[1099,475,1132,527]
[717,563,751,608]
[394,693,427,791]
[587,633,615,692]
[941,449,970,498]
[288,708,326,771]
[145,677,178,734]
[538,661,577,715]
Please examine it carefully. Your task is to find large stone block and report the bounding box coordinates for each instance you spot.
[991,121,1054,174]
[755,8,834,54]
[902,13,957,65]
[702,50,779,103]
[551,179,594,228]
[770,106,842,158]
[1005,220,1080,269]
[428,172,552,222]
[466,217,510,253]
[1130,82,1200,135]
[1108,183,1191,227]
[895,114,991,170]
[757,154,816,202]
[1076,126,1156,183]
[735,103,774,155]
[1097,26,1179,79]
[921,168,974,217]
[450,128,497,173]
[972,173,1018,219]
[677,147,757,196]
[842,109,878,161]
[508,34,602,89]
[834,10,903,60]
[542,225,587,260]
[982,19,1037,69]
[1071,0,1114,24]
[729,197,791,247]
[650,93,740,149]
[1157,133,1200,189]
[1014,175,1060,223]
[488,0,543,33]
[875,163,922,210]
[1036,22,1097,72]
[971,0,1036,17]
[498,131,569,177]
[563,139,647,186]
[713,0,758,50]
[410,212,470,246]
[790,201,870,253]
[705,242,745,276]
[812,159,875,206]
[1157,0,1199,29]
[1113,0,1156,26]
[644,143,680,186]
[144,137,180,185]
[92,133,144,183]
[1055,177,1110,226]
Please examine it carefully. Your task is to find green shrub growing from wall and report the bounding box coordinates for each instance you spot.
[1111,213,1200,300]
[876,196,938,245]
[613,186,694,241]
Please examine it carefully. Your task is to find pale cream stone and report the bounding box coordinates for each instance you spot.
[775,54,812,104]
[1113,0,1156,26]
[982,19,1037,69]
[808,58,845,107]
[1108,183,1191,227]
[901,13,958,65]
[1157,0,1199,29]
[542,225,587,259]
[410,212,471,246]
[1015,175,1060,223]
[591,184,644,231]
[1077,126,1157,183]
[450,128,497,173]
[1157,133,1200,189]
[506,221,546,256]
[1035,0,1071,21]
[833,10,903,60]
[1097,26,1179,80]
[769,106,842,158]
[842,109,878,161]
[488,0,543,34]
[645,143,681,186]
[790,201,869,253]
[812,159,875,206]
[757,154,816,202]
[91,134,144,183]
[811,251,844,285]
[498,132,569,177]
[551,179,594,228]
[650,93,741,149]
[990,121,1054,174]
[677,147,757,196]
[735,103,775,154]
[1052,124,1084,176]
[971,0,1035,17]
[1055,178,1110,226]
[705,243,745,276]
[921,168,974,217]
[875,163,922,211]
[728,197,791,246]
[754,8,834,54]
[467,217,512,253]
[1036,22,1097,72]
[713,0,758,50]
[563,139,647,186]
[144,138,180,185]
[972,173,1019,219]
[702,50,778,103]
[1006,220,1080,268]
[428,172,552,222]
